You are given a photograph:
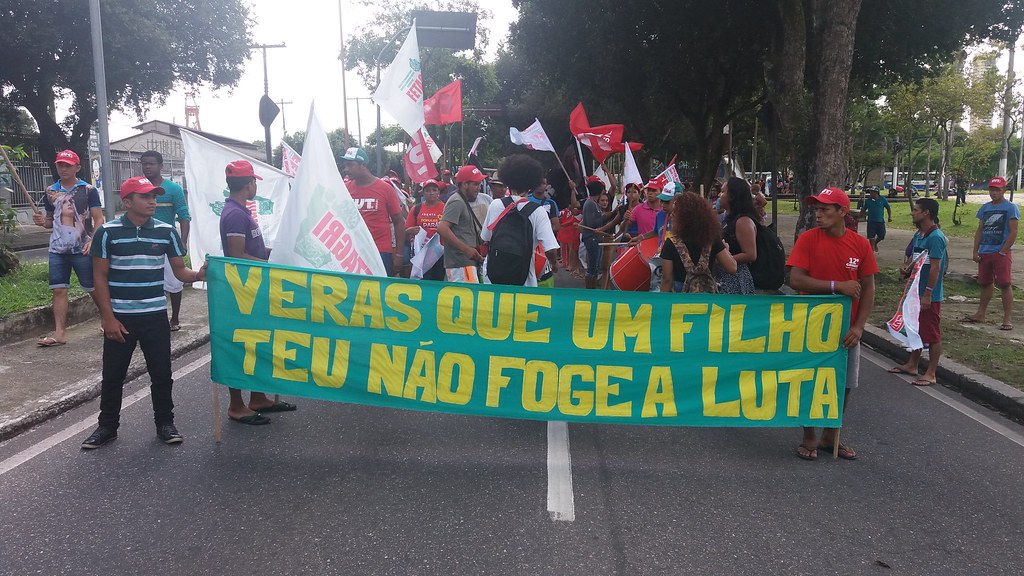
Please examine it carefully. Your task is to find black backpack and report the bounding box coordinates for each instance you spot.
[749,221,786,290]
[487,197,541,285]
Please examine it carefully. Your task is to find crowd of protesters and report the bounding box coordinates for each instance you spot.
[27,143,1015,460]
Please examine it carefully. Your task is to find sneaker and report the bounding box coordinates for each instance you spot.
[81,426,117,450]
[156,424,183,445]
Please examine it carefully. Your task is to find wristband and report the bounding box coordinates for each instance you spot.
[999,252,1007,256]
[924,286,933,292]
[830,280,835,295]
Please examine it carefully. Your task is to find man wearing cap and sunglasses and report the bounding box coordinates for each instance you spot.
[82,176,207,449]
[964,176,1019,330]
[32,149,104,347]
[786,187,877,462]
[341,147,405,276]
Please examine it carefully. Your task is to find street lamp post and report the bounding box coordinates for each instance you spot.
[88,0,115,218]
[251,43,285,165]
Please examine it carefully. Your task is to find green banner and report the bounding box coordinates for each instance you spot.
[207,256,851,427]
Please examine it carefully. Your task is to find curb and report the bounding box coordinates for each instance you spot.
[861,324,1024,422]
[0,331,211,443]
[0,295,97,342]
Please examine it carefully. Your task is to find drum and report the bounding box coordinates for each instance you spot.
[610,238,660,291]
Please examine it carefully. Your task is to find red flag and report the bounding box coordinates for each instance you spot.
[404,129,439,183]
[423,80,463,125]
[609,142,643,153]
[569,103,629,163]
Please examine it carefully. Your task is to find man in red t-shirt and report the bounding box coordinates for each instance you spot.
[787,187,878,462]
[342,147,404,276]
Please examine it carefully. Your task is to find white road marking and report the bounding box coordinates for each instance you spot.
[862,347,1024,448]
[546,420,575,522]
[0,354,211,476]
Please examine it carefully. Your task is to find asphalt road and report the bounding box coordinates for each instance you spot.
[1,344,1022,576]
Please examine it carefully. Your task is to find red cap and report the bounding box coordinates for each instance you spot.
[225,160,263,180]
[55,150,80,165]
[421,179,441,190]
[455,165,486,183]
[990,176,1007,189]
[586,175,603,184]
[645,173,670,191]
[804,187,851,210]
[119,176,166,200]
[895,185,903,192]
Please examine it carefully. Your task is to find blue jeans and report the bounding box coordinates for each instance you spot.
[48,252,94,290]
[583,235,601,278]
[98,312,174,429]
[380,251,394,276]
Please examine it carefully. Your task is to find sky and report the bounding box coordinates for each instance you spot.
[105,0,518,146]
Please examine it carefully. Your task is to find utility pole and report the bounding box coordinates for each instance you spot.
[278,99,294,135]
[348,97,374,145]
[338,1,350,138]
[250,43,286,164]
[999,39,1016,178]
[88,0,114,218]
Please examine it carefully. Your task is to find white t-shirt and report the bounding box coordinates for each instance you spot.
[480,196,559,287]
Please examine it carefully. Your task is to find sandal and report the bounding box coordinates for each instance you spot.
[796,444,818,461]
[818,443,858,460]
[1000,324,1013,331]
[37,336,66,347]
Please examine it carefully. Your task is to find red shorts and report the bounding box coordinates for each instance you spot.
[978,252,1013,287]
[918,302,941,345]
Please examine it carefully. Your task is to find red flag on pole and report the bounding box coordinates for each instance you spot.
[404,129,439,183]
[569,102,627,164]
[423,80,463,125]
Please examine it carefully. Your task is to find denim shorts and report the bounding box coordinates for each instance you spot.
[49,252,94,291]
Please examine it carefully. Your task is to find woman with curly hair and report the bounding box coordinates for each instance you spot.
[659,193,737,293]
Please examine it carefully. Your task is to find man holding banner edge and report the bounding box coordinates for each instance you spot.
[787,187,877,461]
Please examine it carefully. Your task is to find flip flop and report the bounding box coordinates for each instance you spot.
[229,413,271,425]
[169,323,181,332]
[796,444,818,461]
[1000,324,1013,331]
[37,336,66,347]
[960,316,981,324]
[818,443,858,460]
[912,378,937,386]
[252,401,297,413]
[886,366,918,375]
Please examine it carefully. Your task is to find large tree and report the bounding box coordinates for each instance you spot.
[507,0,776,189]
[0,0,253,177]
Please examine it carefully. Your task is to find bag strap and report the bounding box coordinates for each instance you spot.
[456,190,483,244]
[487,197,529,232]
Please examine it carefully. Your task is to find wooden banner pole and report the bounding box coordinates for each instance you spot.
[212,384,222,443]
[0,145,39,213]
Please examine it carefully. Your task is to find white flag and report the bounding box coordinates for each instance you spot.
[181,130,291,286]
[410,230,443,279]
[887,250,927,351]
[593,165,612,191]
[509,118,555,152]
[281,141,301,177]
[372,24,426,138]
[269,104,386,276]
[622,141,643,191]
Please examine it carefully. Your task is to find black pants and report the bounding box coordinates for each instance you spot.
[98,312,174,429]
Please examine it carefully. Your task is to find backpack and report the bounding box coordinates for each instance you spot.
[486,197,541,285]
[748,221,786,290]
[673,238,718,294]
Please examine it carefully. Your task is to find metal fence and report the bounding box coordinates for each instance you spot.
[0,149,185,211]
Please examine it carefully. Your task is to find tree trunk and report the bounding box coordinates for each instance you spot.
[764,0,807,237]
[801,0,862,235]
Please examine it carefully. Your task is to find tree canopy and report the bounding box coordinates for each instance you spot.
[0,0,253,175]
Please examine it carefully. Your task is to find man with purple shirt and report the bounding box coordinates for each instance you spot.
[218,160,297,425]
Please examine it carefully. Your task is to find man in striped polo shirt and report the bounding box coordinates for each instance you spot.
[81,176,207,449]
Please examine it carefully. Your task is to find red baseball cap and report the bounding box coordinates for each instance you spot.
[804,187,851,210]
[586,175,604,184]
[225,159,263,180]
[119,176,166,200]
[990,176,1007,189]
[55,150,80,165]
[421,179,441,190]
[455,165,486,183]
[645,174,669,191]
